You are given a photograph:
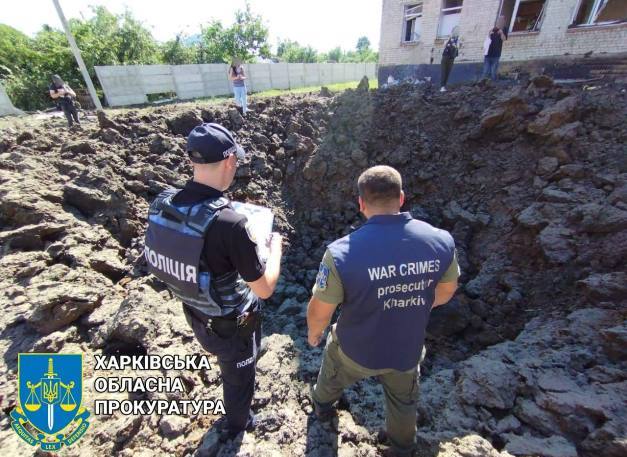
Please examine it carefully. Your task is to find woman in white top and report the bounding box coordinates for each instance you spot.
[229,58,248,115]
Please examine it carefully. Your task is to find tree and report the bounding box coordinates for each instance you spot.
[161,34,197,65]
[356,36,371,54]
[326,47,343,63]
[0,25,37,76]
[277,39,318,63]
[199,2,270,63]
[354,36,378,63]
[0,6,160,110]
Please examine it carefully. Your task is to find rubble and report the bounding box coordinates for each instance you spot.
[0,80,625,456]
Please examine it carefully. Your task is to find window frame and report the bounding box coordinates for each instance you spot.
[402,2,424,43]
[570,0,623,27]
[499,0,547,34]
[437,0,464,38]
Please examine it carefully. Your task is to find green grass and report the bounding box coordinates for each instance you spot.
[251,80,378,98]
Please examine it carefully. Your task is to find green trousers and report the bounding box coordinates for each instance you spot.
[312,327,424,456]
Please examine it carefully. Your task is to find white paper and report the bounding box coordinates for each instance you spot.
[231,201,274,261]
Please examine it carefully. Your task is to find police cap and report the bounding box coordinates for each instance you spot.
[186,123,246,164]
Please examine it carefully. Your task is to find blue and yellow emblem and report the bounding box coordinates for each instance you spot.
[10,353,91,451]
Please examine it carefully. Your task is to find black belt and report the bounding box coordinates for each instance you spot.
[186,303,258,327]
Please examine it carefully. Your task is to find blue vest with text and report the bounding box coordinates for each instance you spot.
[144,189,257,318]
[328,212,456,371]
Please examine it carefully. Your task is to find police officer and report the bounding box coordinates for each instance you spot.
[306,165,459,457]
[144,123,283,438]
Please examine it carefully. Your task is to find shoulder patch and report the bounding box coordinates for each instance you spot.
[316,263,330,291]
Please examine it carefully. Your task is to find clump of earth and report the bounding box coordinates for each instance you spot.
[0,77,625,457]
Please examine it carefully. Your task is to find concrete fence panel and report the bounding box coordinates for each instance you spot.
[95,65,147,106]
[173,65,206,100]
[304,63,321,86]
[344,63,358,81]
[366,63,377,79]
[331,64,345,84]
[0,83,23,116]
[137,65,175,94]
[319,64,334,85]
[288,63,306,89]
[270,63,290,90]
[96,63,376,107]
[200,64,231,97]
[248,64,272,92]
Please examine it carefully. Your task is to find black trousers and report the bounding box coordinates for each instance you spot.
[61,102,80,127]
[183,304,262,432]
[440,55,455,88]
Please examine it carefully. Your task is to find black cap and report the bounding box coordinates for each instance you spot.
[186,123,246,164]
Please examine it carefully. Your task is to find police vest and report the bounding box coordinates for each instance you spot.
[328,212,456,371]
[144,189,257,317]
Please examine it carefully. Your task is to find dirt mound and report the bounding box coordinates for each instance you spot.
[0,80,625,456]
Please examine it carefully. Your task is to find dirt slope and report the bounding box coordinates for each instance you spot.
[0,78,625,457]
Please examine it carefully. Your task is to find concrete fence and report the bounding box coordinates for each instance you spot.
[0,83,23,116]
[95,63,378,107]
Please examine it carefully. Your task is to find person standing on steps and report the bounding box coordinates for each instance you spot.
[482,17,508,81]
[229,58,249,116]
[306,165,460,457]
[49,74,80,128]
[440,27,461,92]
[143,122,283,439]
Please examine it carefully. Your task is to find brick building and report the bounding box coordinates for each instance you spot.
[378,0,627,83]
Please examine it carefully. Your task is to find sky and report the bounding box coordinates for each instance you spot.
[3,0,383,53]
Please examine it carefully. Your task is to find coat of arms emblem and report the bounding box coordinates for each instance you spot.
[10,353,91,451]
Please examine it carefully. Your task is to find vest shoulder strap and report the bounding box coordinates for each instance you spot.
[150,189,230,236]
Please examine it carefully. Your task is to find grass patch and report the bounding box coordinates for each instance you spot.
[251,80,378,98]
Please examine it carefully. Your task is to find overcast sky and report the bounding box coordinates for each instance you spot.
[3,0,383,53]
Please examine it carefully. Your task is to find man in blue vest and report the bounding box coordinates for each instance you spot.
[144,123,283,439]
[307,165,459,457]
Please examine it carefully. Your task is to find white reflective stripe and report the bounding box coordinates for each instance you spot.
[252,331,258,361]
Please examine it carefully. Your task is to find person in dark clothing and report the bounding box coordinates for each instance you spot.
[143,123,283,439]
[482,19,508,81]
[440,27,461,92]
[49,75,80,128]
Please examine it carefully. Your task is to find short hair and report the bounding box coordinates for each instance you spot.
[357,165,402,206]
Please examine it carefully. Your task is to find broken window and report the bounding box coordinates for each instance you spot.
[403,3,423,42]
[571,0,627,26]
[499,0,547,33]
[438,0,464,37]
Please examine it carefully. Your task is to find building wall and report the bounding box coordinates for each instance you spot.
[379,0,627,66]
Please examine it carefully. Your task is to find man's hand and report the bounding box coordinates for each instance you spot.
[247,232,283,300]
[432,280,458,308]
[268,232,283,253]
[308,330,323,347]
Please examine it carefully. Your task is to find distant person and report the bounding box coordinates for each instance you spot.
[229,59,248,115]
[482,17,508,81]
[307,165,460,457]
[440,27,461,92]
[49,74,80,128]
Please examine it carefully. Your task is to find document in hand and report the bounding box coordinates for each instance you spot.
[231,201,274,261]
